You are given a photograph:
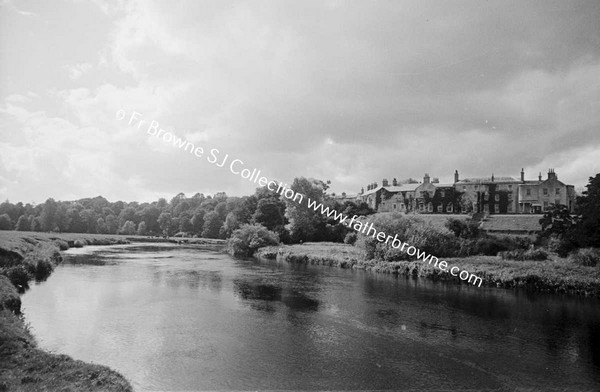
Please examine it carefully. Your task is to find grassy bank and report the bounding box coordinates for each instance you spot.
[255,242,600,297]
[0,231,133,391]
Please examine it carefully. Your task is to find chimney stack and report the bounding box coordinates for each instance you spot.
[424,173,430,184]
[454,170,459,183]
[392,178,398,186]
[491,173,495,182]
[539,172,542,181]
[520,168,525,182]
[548,168,557,180]
[382,178,389,187]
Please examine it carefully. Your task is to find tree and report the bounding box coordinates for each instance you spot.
[573,173,600,247]
[105,214,119,234]
[96,218,108,234]
[284,177,328,242]
[67,208,85,233]
[202,211,223,239]
[220,212,240,238]
[539,204,576,236]
[40,198,58,231]
[158,212,173,236]
[55,204,69,232]
[0,213,12,230]
[15,215,30,231]
[120,220,136,235]
[31,217,43,232]
[118,206,137,228]
[191,210,205,235]
[252,198,285,230]
[137,221,148,236]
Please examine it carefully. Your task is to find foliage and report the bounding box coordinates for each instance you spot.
[137,221,148,236]
[158,212,173,236]
[227,224,280,258]
[284,177,329,242]
[0,214,12,230]
[15,215,30,231]
[499,248,548,261]
[568,248,600,267]
[120,221,136,235]
[202,211,222,238]
[344,232,357,245]
[445,218,480,239]
[573,173,600,247]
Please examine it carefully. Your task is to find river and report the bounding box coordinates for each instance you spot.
[21,243,600,391]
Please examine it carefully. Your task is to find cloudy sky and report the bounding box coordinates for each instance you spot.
[1,0,599,204]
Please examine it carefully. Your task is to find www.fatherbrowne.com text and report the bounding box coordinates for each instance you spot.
[118,110,483,287]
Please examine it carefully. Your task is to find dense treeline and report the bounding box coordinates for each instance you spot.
[0,177,374,243]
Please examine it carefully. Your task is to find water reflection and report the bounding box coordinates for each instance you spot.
[20,244,600,391]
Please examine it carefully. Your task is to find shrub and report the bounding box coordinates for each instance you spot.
[472,237,513,256]
[445,218,480,239]
[73,239,86,248]
[569,248,600,267]
[53,239,69,251]
[227,224,280,258]
[344,232,357,245]
[7,266,31,289]
[354,213,461,261]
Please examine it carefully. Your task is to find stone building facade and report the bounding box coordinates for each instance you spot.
[357,168,576,215]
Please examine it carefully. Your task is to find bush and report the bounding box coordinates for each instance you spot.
[344,232,357,245]
[569,248,600,267]
[472,238,512,256]
[445,218,480,239]
[228,224,280,258]
[354,213,461,261]
[53,239,69,250]
[73,239,86,248]
[7,266,31,289]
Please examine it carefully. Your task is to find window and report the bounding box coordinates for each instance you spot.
[484,204,489,213]
[555,188,560,195]
[446,204,453,213]
[526,189,531,196]
[393,203,397,210]
[508,193,513,201]
[495,194,499,201]
[463,186,466,191]
[507,204,513,213]
[494,204,499,213]
[440,190,445,198]
[474,185,478,190]
[543,201,549,210]
[419,203,424,211]
[555,199,560,206]
[437,204,443,213]
[508,185,512,190]
[543,188,548,196]
[484,193,489,201]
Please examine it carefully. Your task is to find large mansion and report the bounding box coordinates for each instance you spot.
[356,169,576,215]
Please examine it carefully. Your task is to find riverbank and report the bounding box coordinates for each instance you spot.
[0,231,133,391]
[255,242,600,297]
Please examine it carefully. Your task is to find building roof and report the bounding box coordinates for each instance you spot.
[458,176,519,183]
[361,183,420,196]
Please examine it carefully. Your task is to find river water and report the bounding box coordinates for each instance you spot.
[21,243,600,391]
